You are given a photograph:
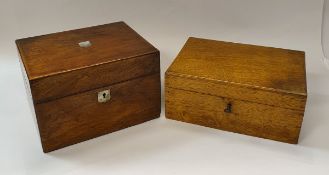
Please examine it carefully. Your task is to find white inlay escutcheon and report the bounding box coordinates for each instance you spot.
[98,90,111,103]
[78,41,92,48]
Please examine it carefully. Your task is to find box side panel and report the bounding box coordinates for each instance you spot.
[35,73,161,152]
[165,73,307,111]
[31,52,160,103]
[165,86,304,144]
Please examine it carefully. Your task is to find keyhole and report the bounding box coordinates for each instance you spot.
[224,103,232,113]
[98,90,110,103]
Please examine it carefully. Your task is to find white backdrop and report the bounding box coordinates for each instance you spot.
[1,0,329,174]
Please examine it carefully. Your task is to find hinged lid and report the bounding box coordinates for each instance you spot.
[16,21,159,103]
[16,21,158,80]
[166,37,307,111]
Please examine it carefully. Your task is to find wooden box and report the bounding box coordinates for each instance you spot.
[165,37,307,144]
[16,22,161,152]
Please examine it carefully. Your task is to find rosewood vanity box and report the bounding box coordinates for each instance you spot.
[16,21,161,152]
[165,37,307,144]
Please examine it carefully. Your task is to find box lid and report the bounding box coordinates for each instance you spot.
[16,21,158,80]
[16,22,159,103]
[166,37,307,111]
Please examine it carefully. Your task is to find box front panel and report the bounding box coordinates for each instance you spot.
[35,73,160,152]
[165,87,304,144]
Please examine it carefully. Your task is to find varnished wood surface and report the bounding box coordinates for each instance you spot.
[166,74,306,111]
[31,52,159,103]
[36,73,161,152]
[165,37,307,143]
[166,37,307,97]
[16,21,161,152]
[16,21,158,80]
[165,87,304,144]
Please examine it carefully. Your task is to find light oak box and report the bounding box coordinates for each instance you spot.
[165,37,307,144]
[16,21,161,152]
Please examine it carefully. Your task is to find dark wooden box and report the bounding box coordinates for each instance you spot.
[165,37,307,144]
[16,22,161,152]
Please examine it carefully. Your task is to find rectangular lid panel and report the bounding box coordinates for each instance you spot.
[167,37,307,96]
[16,21,158,80]
[166,37,307,110]
[31,52,159,103]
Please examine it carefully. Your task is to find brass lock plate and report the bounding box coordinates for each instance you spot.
[98,90,111,103]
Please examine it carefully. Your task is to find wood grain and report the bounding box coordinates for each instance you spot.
[167,37,307,98]
[165,87,303,144]
[31,52,159,103]
[36,73,160,152]
[165,37,307,143]
[165,74,306,111]
[16,21,158,80]
[16,21,161,152]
